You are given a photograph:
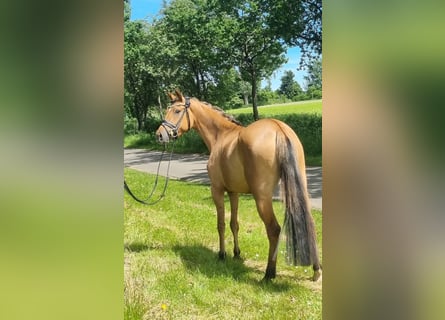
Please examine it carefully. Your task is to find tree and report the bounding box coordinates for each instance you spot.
[263,0,322,67]
[303,56,322,99]
[207,67,244,109]
[278,70,303,100]
[124,1,184,130]
[257,85,280,106]
[298,0,322,67]
[124,17,159,130]
[160,0,235,100]
[124,0,322,122]
[213,1,286,119]
[239,81,251,105]
[213,0,321,120]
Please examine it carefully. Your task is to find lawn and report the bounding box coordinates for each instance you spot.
[228,99,322,116]
[124,169,322,319]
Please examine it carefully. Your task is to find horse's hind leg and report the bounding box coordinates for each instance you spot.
[254,195,281,280]
[228,192,240,258]
[313,264,322,281]
[312,253,322,281]
[211,186,226,259]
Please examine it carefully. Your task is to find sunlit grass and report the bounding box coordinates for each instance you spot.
[228,99,322,116]
[124,169,322,319]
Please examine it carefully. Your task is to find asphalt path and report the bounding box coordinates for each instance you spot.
[124,148,322,210]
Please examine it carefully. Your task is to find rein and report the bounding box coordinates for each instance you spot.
[124,140,176,206]
[124,97,190,205]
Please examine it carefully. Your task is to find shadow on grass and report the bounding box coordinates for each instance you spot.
[124,242,169,252]
[173,244,291,292]
[124,242,150,252]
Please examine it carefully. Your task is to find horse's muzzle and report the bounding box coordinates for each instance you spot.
[156,127,170,143]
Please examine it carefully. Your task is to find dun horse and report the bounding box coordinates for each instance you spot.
[156,90,321,281]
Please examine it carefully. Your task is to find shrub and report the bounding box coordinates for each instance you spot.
[126,111,321,160]
[276,113,322,157]
[124,117,138,135]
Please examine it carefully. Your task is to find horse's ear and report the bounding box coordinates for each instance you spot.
[175,89,185,102]
[167,92,176,101]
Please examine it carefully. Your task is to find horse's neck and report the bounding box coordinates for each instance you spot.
[192,103,238,152]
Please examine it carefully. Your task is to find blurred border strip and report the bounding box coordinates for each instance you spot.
[324,1,445,319]
[0,1,124,319]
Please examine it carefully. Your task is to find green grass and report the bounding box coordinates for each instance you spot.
[124,169,322,319]
[228,100,322,116]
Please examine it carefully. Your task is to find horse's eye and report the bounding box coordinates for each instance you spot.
[174,109,181,114]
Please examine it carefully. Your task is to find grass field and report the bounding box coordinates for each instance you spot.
[124,169,322,319]
[228,100,322,116]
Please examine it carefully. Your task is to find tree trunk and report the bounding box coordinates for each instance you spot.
[195,72,201,98]
[136,116,143,131]
[251,76,259,121]
[243,94,249,105]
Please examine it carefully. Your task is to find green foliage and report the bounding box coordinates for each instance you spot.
[304,56,322,96]
[224,95,244,110]
[124,133,157,149]
[124,116,138,135]
[278,70,303,100]
[305,86,322,100]
[207,68,244,110]
[124,169,322,319]
[257,87,282,106]
[124,1,322,121]
[217,0,288,119]
[124,19,159,130]
[170,130,209,154]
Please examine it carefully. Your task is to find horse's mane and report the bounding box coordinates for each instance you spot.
[201,101,243,127]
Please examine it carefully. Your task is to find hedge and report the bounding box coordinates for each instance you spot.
[173,113,321,157]
[127,113,321,158]
[236,113,322,157]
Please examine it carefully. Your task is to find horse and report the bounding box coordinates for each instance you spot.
[156,90,321,281]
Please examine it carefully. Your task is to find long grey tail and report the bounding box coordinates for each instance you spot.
[277,134,319,266]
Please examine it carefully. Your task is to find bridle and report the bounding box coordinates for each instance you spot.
[160,96,191,139]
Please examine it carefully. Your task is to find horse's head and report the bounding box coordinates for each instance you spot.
[156,89,192,143]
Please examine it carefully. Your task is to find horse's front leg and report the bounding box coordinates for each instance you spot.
[228,192,240,258]
[211,186,226,260]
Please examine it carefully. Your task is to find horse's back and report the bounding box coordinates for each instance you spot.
[238,119,306,195]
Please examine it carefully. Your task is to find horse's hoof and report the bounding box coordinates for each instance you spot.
[263,268,276,281]
[312,269,322,282]
[261,277,271,283]
[233,249,242,260]
[261,274,275,283]
[218,251,227,260]
[233,255,243,261]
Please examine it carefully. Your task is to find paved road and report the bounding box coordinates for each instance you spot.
[124,149,322,210]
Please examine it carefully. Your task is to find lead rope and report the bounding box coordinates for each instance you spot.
[124,140,176,205]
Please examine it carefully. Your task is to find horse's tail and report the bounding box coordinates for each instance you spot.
[276,131,319,266]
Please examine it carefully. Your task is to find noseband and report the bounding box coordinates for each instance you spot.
[161,97,191,139]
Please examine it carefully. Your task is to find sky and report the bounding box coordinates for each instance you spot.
[129,0,307,91]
